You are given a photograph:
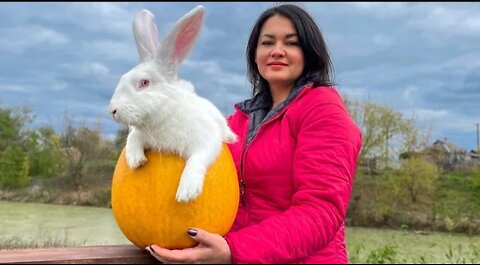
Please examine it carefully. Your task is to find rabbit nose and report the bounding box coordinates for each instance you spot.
[109,105,117,116]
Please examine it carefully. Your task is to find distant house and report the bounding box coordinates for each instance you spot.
[470,149,480,159]
[401,138,473,171]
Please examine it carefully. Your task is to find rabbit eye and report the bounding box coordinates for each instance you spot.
[138,79,150,91]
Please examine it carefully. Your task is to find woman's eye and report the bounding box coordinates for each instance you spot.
[287,41,299,46]
[261,41,273,46]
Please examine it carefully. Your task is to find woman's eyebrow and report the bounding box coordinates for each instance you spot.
[261,33,298,38]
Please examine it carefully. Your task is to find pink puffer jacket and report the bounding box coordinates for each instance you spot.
[224,83,362,264]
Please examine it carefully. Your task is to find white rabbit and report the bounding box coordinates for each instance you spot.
[108,6,237,203]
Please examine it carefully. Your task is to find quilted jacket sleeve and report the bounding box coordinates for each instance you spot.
[225,92,363,263]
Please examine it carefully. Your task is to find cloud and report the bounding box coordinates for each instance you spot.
[0,25,69,54]
[372,34,394,47]
[59,62,111,79]
[180,59,249,115]
[51,81,69,91]
[182,59,246,88]
[82,39,137,63]
[65,3,133,37]
[408,108,476,136]
[0,84,26,92]
[409,5,480,40]
[349,2,411,19]
[345,2,480,44]
[402,85,420,105]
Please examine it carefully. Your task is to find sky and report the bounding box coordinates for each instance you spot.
[0,2,479,151]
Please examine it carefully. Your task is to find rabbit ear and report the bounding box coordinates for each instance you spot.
[157,5,204,76]
[133,9,160,63]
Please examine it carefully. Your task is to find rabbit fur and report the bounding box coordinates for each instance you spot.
[108,6,237,203]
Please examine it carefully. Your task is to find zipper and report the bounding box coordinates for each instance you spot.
[238,84,311,207]
[240,175,246,206]
[238,107,290,206]
[239,134,251,207]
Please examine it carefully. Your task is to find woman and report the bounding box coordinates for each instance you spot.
[146,4,362,264]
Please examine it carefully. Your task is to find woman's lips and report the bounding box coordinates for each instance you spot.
[267,62,288,66]
[267,62,288,69]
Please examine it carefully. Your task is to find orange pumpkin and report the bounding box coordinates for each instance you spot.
[111,144,239,249]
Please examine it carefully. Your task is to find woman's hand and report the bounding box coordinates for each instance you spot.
[145,228,232,264]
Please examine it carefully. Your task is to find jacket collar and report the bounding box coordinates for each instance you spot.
[236,77,312,113]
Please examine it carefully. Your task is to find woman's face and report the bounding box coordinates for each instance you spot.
[255,15,305,89]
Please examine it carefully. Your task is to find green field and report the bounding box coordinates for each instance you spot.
[346,227,480,263]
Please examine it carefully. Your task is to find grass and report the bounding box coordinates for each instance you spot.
[0,233,85,250]
[0,224,88,250]
[347,227,480,263]
[0,235,86,250]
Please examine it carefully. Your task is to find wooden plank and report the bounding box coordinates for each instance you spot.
[0,245,160,264]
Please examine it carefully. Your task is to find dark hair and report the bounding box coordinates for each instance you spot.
[246,4,335,97]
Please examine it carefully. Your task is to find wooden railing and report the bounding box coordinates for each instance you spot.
[0,245,160,264]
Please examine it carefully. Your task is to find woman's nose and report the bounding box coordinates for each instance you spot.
[270,43,285,57]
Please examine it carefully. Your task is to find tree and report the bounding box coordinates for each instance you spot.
[397,156,439,203]
[400,112,434,154]
[0,146,30,188]
[378,104,404,168]
[25,126,66,178]
[344,98,413,170]
[61,115,116,190]
[0,104,34,152]
[0,103,34,188]
[344,98,382,168]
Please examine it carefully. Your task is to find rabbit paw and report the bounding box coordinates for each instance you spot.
[126,150,147,169]
[175,170,204,203]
